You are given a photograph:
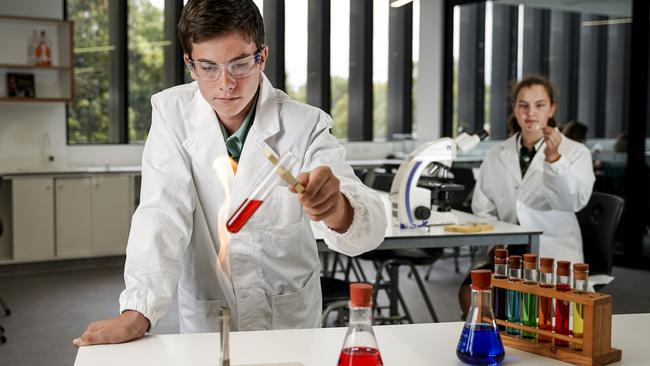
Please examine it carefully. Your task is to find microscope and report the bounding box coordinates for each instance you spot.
[390,130,488,229]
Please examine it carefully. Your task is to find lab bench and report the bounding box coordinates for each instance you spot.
[73,313,648,366]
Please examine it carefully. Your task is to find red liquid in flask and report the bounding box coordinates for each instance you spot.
[226,199,263,233]
[337,347,383,366]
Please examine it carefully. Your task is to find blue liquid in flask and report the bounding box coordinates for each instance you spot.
[456,323,505,365]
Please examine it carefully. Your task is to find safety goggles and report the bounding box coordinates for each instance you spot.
[187,48,263,81]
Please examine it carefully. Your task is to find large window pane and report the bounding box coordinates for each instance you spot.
[67,0,112,143]
[331,0,350,139]
[128,0,173,143]
[373,0,388,139]
[451,0,632,139]
[284,0,307,103]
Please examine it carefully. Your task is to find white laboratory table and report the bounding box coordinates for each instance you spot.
[315,208,541,254]
[74,313,648,366]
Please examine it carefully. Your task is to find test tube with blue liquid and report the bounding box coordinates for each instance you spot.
[226,150,303,233]
[456,269,505,365]
[506,255,522,335]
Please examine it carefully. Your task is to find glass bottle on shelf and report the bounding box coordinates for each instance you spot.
[537,257,555,343]
[337,283,383,366]
[492,248,508,331]
[554,260,572,347]
[521,254,538,339]
[456,269,505,365]
[572,263,589,350]
[35,30,52,67]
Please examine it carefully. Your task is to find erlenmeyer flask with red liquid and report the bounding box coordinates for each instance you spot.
[337,283,383,366]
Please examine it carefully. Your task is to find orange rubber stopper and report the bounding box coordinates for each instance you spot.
[350,283,373,307]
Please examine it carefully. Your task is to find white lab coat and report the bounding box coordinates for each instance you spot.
[472,133,595,264]
[118,74,386,332]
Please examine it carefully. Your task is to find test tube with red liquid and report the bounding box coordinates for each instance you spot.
[226,151,300,233]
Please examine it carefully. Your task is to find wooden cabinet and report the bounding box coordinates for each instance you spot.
[4,173,134,263]
[90,175,132,255]
[11,178,55,260]
[0,15,74,102]
[55,177,92,257]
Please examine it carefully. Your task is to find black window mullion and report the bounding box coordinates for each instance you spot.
[623,0,650,264]
[264,0,286,91]
[165,0,185,86]
[348,0,373,141]
[387,1,413,139]
[489,3,518,139]
[306,0,331,112]
[457,3,484,134]
[108,0,128,143]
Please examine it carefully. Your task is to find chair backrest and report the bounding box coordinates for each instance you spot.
[576,192,624,276]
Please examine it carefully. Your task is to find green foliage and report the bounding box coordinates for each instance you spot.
[67,0,167,144]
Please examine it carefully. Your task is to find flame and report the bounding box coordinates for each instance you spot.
[213,156,235,276]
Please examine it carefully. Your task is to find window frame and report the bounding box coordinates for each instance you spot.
[64,0,184,145]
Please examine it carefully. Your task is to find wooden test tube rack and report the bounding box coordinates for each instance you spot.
[491,276,622,366]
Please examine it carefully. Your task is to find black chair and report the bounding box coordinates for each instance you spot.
[576,192,625,278]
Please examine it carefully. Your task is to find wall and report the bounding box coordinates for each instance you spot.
[0,0,444,170]
[0,0,144,172]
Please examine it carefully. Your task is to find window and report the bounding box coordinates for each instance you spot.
[447,0,632,139]
[330,0,350,139]
[67,0,177,144]
[373,0,388,139]
[128,0,173,143]
[284,0,307,103]
[66,0,112,143]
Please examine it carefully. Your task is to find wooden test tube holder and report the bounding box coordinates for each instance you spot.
[491,276,622,366]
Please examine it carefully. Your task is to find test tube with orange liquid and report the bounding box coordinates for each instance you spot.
[226,151,303,233]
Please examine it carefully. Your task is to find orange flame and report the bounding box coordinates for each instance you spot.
[213,156,235,276]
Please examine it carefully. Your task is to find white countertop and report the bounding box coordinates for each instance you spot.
[74,313,647,366]
[0,165,141,176]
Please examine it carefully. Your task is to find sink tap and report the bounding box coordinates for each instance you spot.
[219,306,230,366]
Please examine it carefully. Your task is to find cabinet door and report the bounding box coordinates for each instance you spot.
[91,175,132,255]
[56,177,92,257]
[12,178,55,260]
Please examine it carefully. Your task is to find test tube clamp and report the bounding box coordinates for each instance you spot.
[491,276,622,366]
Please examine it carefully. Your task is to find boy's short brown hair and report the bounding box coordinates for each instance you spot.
[178,0,265,56]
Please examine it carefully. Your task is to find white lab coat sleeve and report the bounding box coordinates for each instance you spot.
[119,96,195,328]
[542,145,595,212]
[302,113,386,257]
[471,159,499,220]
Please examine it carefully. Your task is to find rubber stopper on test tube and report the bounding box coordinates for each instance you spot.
[540,257,554,273]
[556,260,571,276]
[350,283,373,307]
[494,248,508,264]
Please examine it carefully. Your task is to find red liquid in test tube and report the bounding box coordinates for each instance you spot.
[226,199,263,233]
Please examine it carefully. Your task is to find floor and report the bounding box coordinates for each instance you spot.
[0,252,649,366]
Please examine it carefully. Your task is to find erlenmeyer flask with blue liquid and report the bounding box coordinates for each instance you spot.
[456,269,505,365]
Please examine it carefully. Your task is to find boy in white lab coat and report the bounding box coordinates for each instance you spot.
[74,0,386,346]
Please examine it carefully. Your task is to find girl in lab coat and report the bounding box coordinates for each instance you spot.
[458,75,595,318]
[472,75,595,264]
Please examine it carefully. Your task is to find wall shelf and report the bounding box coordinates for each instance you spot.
[0,15,74,102]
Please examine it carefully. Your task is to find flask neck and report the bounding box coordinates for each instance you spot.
[349,304,372,324]
[467,288,494,324]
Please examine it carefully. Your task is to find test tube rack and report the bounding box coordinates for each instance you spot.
[491,276,622,366]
